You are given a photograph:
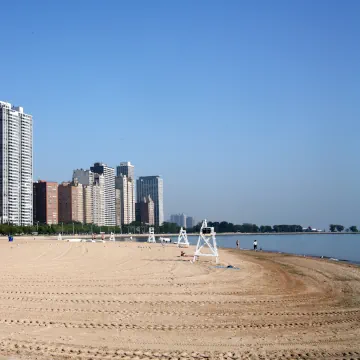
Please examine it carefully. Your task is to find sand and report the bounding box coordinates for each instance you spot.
[0,238,359,360]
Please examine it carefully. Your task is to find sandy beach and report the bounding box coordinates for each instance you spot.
[0,238,359,360]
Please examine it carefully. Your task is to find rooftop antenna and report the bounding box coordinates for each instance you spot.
[148,227,156,243]
[177,227,189,248]
[193,219,219,263]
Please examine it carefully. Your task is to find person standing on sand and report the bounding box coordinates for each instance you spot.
[236,239,239,249]
[253,239,258,251]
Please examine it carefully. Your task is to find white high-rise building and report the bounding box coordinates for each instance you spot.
[116,161,135,221]
[0,101,33,225]
[92,173,105,226]
[137,176,163,226]
[115,174,135,225]
[90,163,115,226]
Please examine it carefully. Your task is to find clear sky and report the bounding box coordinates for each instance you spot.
[1,0,359,228]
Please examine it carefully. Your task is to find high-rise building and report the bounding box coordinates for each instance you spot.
[33,181,58,225]
[115,175,135,224]
[0,101,33,225]
[58,180,84,223]
[170,214,180,226]
[135,195,154,225]
[73,169,105,226]
[116,162,135,219]
[170,213,187,227]
[170,213,194,228]
[117,161,134,180]
[82,185,93,224]
[186,216,195,229]
[73,169,93,186]
[115,188,121,226]
[136,176,163,226]
[90,163,115,226]
[92,173,105,226]
[180,213,186,227]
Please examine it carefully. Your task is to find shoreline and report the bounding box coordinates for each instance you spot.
[2,234,359,265]
[1,231,358,240]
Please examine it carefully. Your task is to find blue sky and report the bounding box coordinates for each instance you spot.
[1,0,359,228]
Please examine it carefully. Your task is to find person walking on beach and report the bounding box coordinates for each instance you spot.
[236,239,239,249]
[253,239,258,251]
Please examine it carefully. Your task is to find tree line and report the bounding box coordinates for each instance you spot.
[329,224,358,233]
[189,222,304,233]
[0,221,180,236]
[0,221,358,236]
[188,221,359,233]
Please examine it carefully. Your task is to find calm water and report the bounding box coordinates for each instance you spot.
[127,233,360,263]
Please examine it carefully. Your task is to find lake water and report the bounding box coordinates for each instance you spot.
[129,233,360,264]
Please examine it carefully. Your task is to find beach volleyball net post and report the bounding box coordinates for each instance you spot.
[193,219,219,263]
[148,227,156,243]
[177,227,189,247]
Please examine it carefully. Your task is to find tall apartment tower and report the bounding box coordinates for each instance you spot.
[82,185,93,224]
[170,213,187,227]
[0,101,33,225]
[117,162,134,180]
[115,175,134,225]
[115,188,121,226]
[92,173,105,226]
[33,181,58,225]
[186,216,195,228]
[116,162,135,220]
[135,195,154,225]
[136,176,163,226]
[58,180,84,223]
[90,163,115,226]
[73,169,105,226]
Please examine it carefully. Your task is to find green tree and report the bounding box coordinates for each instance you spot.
[329,224,336,232]
[260,225,272,233]
[349,226,358,232]
[335,225,344,232]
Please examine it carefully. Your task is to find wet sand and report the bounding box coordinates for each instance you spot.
[0,238,359,360]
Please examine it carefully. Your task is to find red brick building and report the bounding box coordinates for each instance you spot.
[33,180,58,225]
[58,181,84,223]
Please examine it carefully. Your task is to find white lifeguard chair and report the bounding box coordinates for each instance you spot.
[148,227,156,243]
[193,219,219,263]
[57,233,62,241]
[109,232,115,241]
[177,227,189,248]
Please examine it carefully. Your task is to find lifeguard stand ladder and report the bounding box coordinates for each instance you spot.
[148,227,156,243]
[177,227,189,247]
[193,219,219,263]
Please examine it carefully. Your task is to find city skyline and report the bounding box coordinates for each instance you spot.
[1,1,359,228]
[1,103,358,230]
